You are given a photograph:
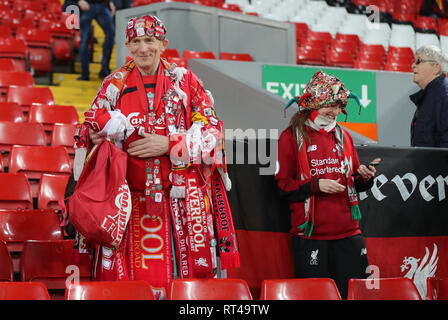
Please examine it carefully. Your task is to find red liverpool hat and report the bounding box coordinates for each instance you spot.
[126,15,167,43]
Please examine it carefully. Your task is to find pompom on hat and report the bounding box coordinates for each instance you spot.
[126,15,167,43]
[284,71,362,119]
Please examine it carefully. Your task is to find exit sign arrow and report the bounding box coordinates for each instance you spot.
[360,84,371,108]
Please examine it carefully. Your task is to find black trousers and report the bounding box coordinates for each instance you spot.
[291,234,369,300]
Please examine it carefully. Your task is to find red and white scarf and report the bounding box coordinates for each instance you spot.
[296,114,361,237]
[77,58,239,294]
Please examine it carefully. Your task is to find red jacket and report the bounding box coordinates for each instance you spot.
[276,126,371,240]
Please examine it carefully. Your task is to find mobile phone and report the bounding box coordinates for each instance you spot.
[368,162,380,167]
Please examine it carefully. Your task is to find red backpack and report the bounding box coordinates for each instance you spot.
[67,139,131,248]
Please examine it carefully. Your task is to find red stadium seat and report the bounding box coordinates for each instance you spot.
[296,47,325,66]
[168,278,253,300]
[220,52,253,61]
[0,173,33,210]
[51,123,77,160]
[183,50,216,60]
[66,280,155,300]
[388,46,414,59]
[307,30,332,44]
[438,18,448,36]
[0,209,63,273]
[37,173,69,211]
[28,104,79,144]
[0,38,30,72]
[219,3,242,12]
[260,278,342,300]
[330,39,358,56]
[49,21,76,63]
[335,33,360,49]
[161,48,180,58]
[291,22,309,45]
[384,61,413,72]
[414,15,438,33]
[8,145,71,197]
[0,102,25,122]
[0,71,34,101]
[0,282,50,300]
[21,239,91,299]
[427,277,448,300]
[0,240,13,281]
[358,43,387,60]
[0,25,13,38]
[6,86,54,119]
[347,277,421,300]
[16,28,53,76]
[0,121,46,169]
[0,58,19,71]
[326,50,354,68]
[354,59,384,70]
[392,12,417,25]
[166,57,188,68]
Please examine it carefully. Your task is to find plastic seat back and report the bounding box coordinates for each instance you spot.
[183,50,216,60]
[0,58,19,71]
[16,28,53,75]
[0,209,63,273]
[28,105,79,144]
[0,173,33,210]
[220,52,253,61]
[168,278,253,300]
[21,240,91,289]
[8,145,71,197]
[0,281,50,300]
[6,86,54,118]
[0,121,46,169]
[37,173,69,210]
[0,240,13,281]
[427,277,448,300]
[0,71,34,101]
[0,102,25,122]
[162,48,180,58]
[260,278,342,300]
[66,280,155,300]
[0,38,28,72]
[347,277,421,300]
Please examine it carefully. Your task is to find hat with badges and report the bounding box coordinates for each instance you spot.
[283,71,362,117]
[126,15,167,43]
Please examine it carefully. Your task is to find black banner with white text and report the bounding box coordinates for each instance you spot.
[225,140,448,299]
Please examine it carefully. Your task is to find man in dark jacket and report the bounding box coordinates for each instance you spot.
[63,0,115,80]
[410,45,448,147]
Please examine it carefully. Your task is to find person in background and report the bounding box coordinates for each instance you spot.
[114,0,132,11]
[420,0,448,19]
[275,71,380,299]
[63,0,115,80]
[72,14,239,299]
[410,45,448,147]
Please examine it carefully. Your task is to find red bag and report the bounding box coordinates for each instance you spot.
[67,139,132,248]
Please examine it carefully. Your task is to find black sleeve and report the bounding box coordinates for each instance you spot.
[277,181,313,202]
[354,176,374,193]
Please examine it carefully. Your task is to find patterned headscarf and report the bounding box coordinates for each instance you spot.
[126,15,167,43]
[284,71,362,117]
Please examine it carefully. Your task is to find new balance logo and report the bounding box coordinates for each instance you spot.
[307,145,317,152]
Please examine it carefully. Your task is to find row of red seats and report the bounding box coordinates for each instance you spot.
[160,49,254,67]
[294,25,414,72]
[0,0,62,13]
[132,0,247,15]
[1,263,446,300]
